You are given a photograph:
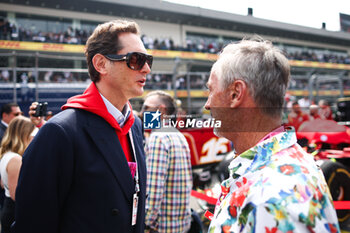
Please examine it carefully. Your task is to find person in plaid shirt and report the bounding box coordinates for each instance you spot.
[142,91,192,233]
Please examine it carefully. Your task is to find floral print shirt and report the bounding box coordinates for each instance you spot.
[208,128,340,233]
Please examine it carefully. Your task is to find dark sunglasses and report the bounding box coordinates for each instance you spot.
[105,52,153,71]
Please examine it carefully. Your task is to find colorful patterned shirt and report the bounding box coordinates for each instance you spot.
[145,128,193,233]
[208,128,340,233]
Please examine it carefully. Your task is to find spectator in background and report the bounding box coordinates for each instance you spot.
[287,101,310,131]
[0,70,10,83]
[0,19,11,40]
[282,93,295,123]
[27,102,46,128]
[0,103,22,225]
[13,19,151,233]
[0,116,37,233]
[43,71,52,82]
[297,96,310,109]
[45,111,53,121]
[204,38,339,232]
[309,104,321,120]
[283,93,295,110]
[175,99,187,122]
[141,91,192,233]
[0,103,23,142]
[318,99,333,120]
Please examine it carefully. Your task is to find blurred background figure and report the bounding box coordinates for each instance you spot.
[175,99,187,122]
[0,103,23,140]
[0,70,9,83]
[0,116,37,233]
[309,104,321,120]
[0,103,22,219]
[28,102,47,128]
[287,101,310,131]
[284,93,294,109]
[298,96,311,109]
[318,99,334,120]
[45,111,53,121]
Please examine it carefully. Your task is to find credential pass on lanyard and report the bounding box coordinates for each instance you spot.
[129,131,140,226]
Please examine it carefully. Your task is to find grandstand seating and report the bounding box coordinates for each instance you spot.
[0,0,349,115]
[1,15,349,64]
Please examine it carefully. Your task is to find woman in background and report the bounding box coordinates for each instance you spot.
[0,116,37,233]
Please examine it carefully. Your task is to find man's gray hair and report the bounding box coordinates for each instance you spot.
[212,37,290,117]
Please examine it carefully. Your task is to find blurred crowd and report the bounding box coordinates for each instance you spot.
[0,70,90,83]
[1,69,349,95]
[0,19,90,45]
[286,51,350,64]
[1,18,350,64]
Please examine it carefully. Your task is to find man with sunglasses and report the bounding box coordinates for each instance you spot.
[14,20,151,233]
[0,103,22,141]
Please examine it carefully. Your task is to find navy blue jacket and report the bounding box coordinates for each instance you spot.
[13,108,147,233]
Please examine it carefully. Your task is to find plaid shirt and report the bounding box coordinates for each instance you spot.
[145,129,192,233]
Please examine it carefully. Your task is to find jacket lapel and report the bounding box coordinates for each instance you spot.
[84,115,135,203]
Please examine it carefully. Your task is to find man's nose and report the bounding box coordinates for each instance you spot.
[140,62,151,74]
[204,99,210,110]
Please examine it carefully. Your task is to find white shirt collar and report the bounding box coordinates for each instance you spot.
[30,127,39,137]
[100,93,131,127]
[1,120,8,127]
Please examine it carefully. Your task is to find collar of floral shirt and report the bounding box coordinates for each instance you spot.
[222,126,297,189]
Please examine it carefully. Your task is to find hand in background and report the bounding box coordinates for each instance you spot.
[28,102,45,127]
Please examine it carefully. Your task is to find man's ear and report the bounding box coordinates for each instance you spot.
[228,80,248,108]
[92,54,108,75]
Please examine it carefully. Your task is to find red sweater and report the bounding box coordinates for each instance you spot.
[61,82,135,162]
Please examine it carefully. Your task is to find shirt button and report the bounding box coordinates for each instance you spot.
[111,208,120,216]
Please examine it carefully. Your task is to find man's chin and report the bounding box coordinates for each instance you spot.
[132,88,144,98]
